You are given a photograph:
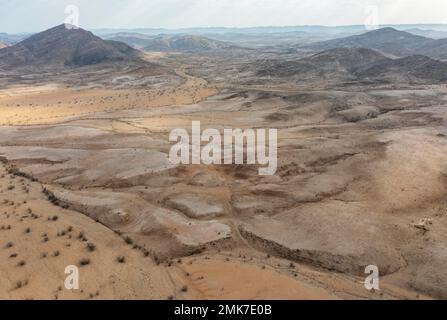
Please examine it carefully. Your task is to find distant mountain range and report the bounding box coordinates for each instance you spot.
[0,32,29,45]
[404,28,447,39]
[103,32,155,49]
[92,24,447,37]
[0,25,143,70]
[4,24,447,43]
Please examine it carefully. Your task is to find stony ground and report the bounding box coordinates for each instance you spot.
[1,53,445,299]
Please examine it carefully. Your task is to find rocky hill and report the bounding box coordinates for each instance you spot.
[0,24,143,70]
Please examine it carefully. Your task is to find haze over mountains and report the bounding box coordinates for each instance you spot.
[100,25,447,62]
[92,24,447,37]
[0,32,28,46]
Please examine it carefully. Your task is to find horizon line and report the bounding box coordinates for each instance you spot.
[5,23,447,35]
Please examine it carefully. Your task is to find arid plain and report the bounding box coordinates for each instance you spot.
[1,25,447,299]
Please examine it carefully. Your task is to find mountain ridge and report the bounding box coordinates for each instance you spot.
[0,24,143,70]
[304,27,435,57]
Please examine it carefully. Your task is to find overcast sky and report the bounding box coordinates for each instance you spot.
[1,0,447,33]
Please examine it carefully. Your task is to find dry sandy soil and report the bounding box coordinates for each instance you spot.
[0,159,422,300]
[0,52,446,300]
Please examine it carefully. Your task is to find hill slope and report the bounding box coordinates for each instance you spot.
[416,38,447,60]
[305,27,434,57]
[144,35,231,52]
[256,48,389,79]
[355,55,447,82]
[301,47,388,70]
[0,25,142,70]
[255,48,447,84]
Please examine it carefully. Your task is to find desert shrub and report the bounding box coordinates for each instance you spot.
[15,280,28,289]
[17,260,26,267]
[86,243,96,252]
[79,258,90,266]
[78,232,87,242]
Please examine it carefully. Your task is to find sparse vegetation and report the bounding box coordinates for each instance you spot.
[17,260,26,267]
[79,258,91,266]
[2,19,447,301]
[78,231,87,242]
[15,279,28,289]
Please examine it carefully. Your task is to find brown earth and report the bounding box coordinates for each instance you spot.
[1,48,446,300]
